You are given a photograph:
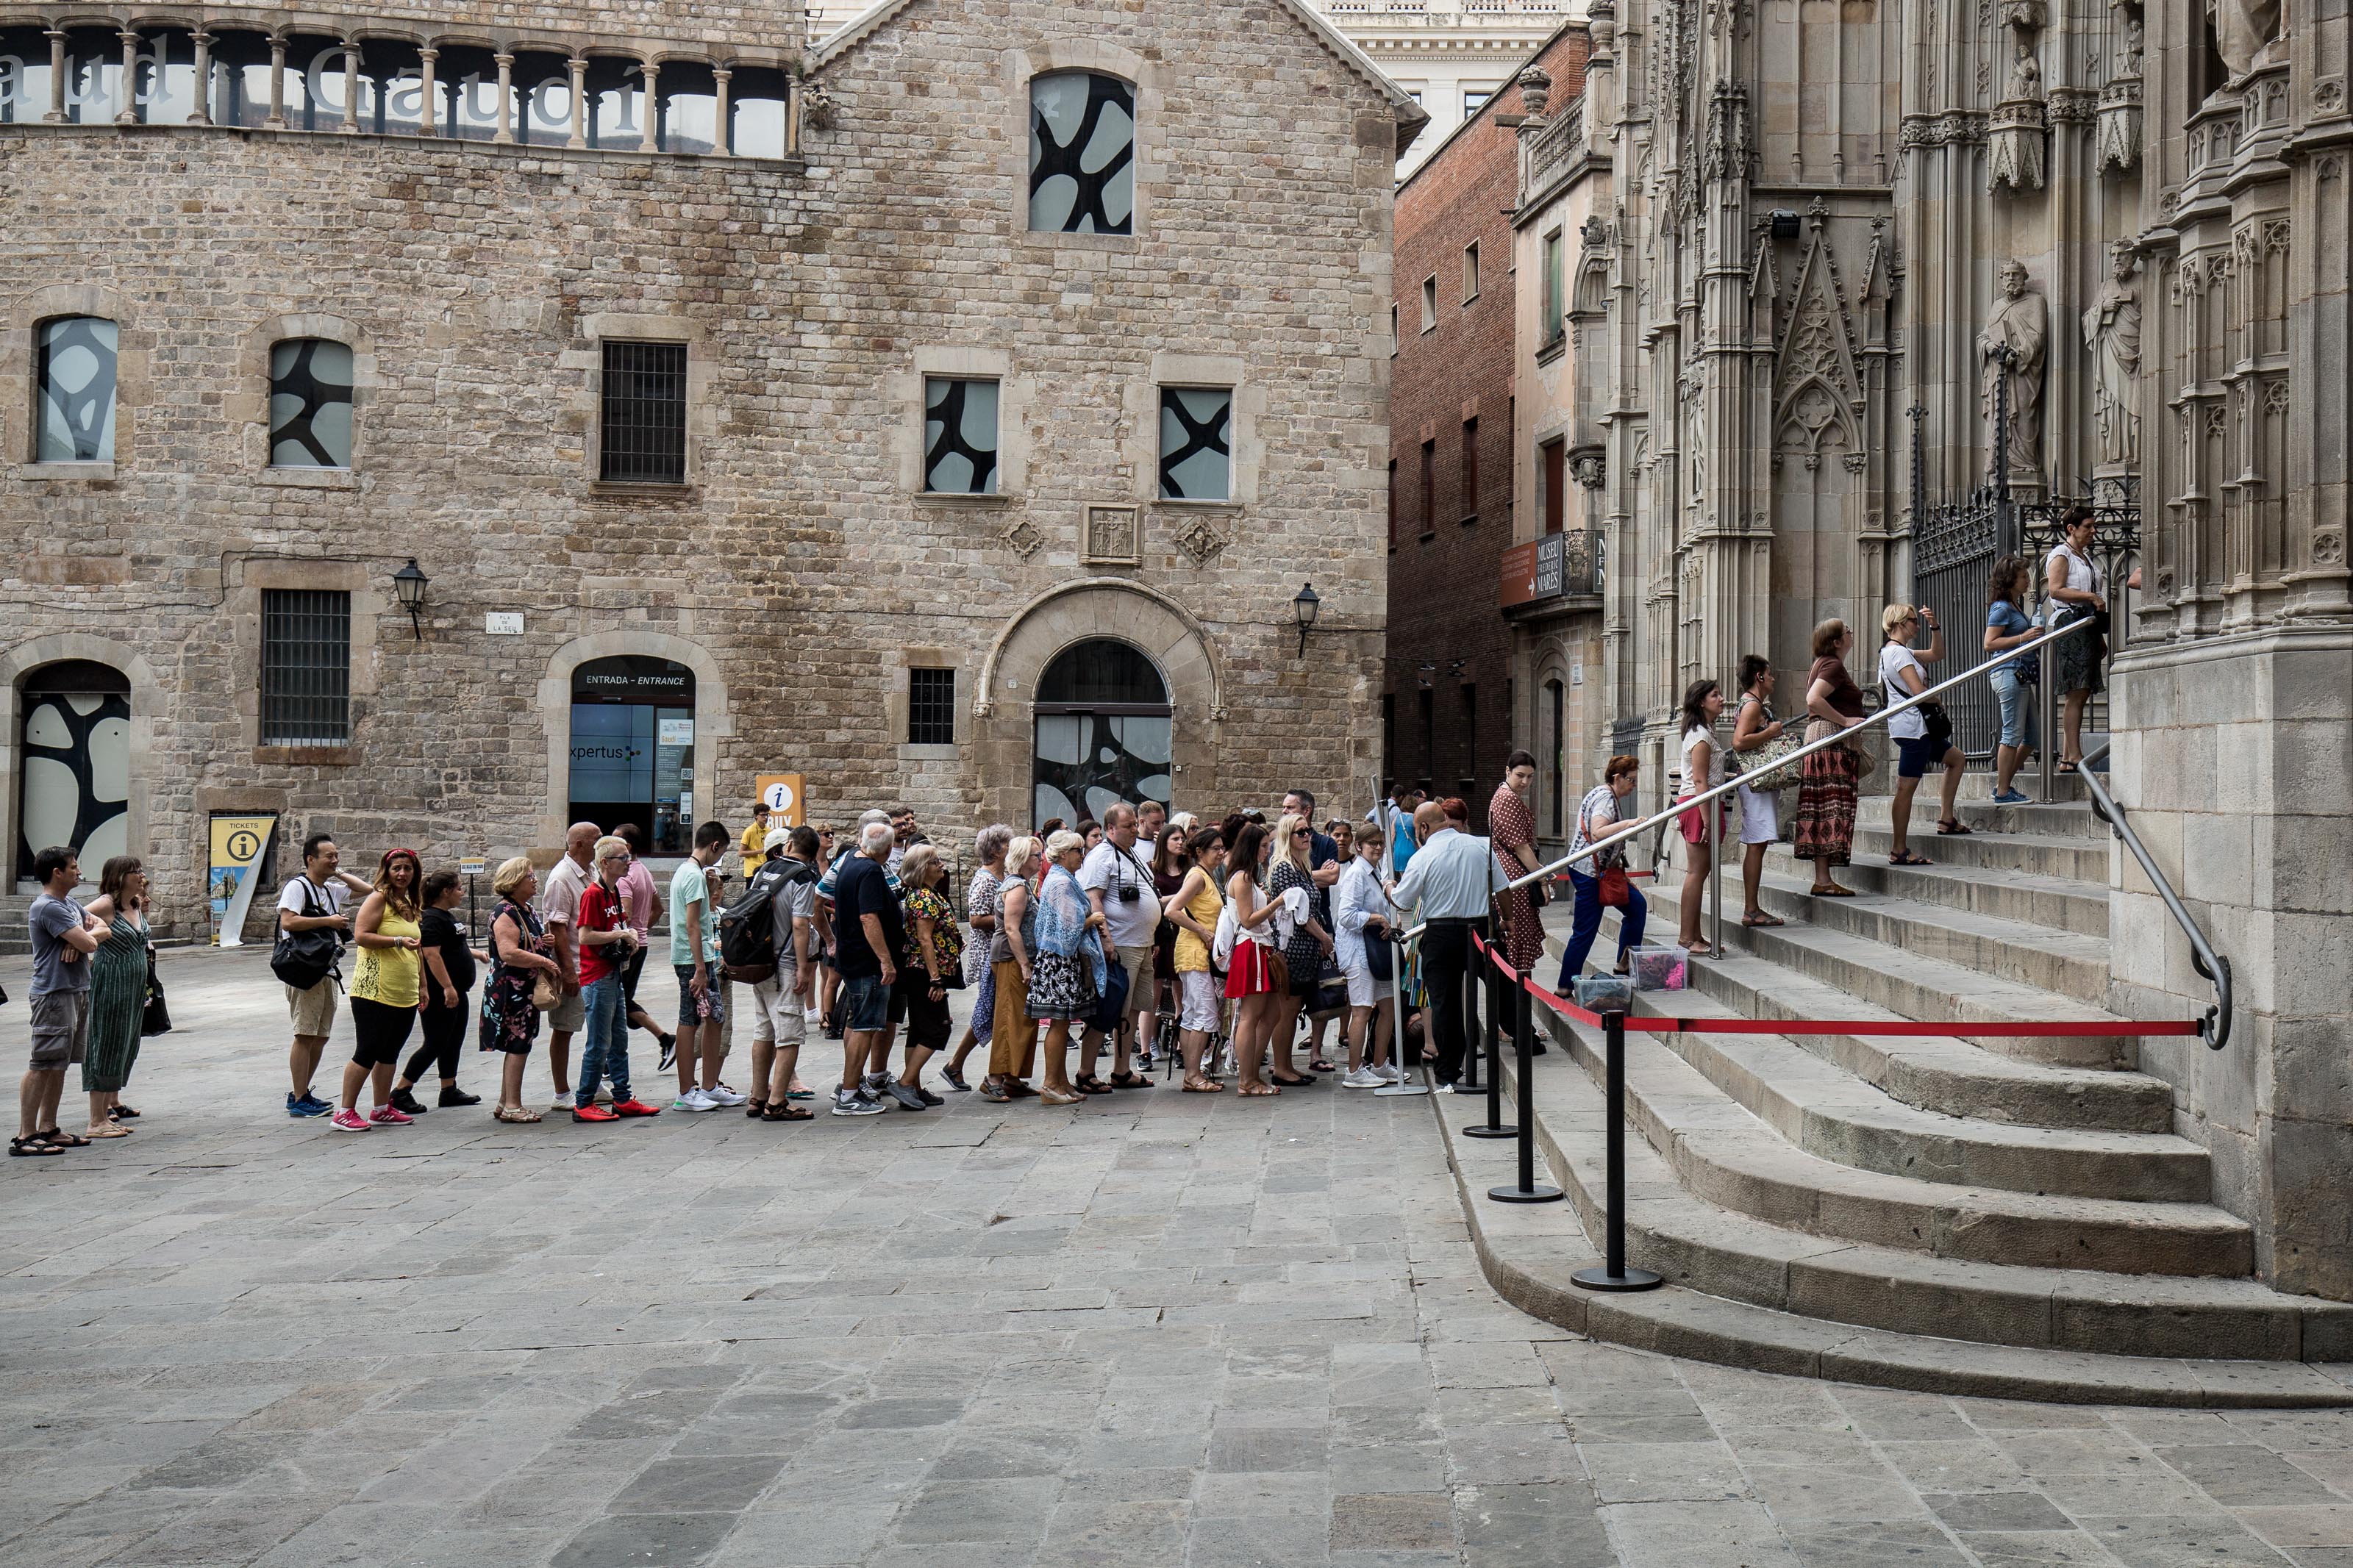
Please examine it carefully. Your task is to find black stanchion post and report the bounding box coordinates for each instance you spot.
[1462,943,1513,1138]
[1488,975,1563,1203]
[1462,942,1484,1092]
[1571,1009,1663,1290]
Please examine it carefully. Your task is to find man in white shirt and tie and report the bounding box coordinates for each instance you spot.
[1385,799,1506,1091]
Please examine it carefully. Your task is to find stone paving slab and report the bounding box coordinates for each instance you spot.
[4,945,2352,1566]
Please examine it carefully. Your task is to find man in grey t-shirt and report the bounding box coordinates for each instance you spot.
[18,845,103,1157]
[747,826,821,1120]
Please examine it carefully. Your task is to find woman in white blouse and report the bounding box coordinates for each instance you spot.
[1332,828,1399,1089]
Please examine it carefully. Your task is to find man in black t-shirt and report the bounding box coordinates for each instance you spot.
[828,822,904,1117]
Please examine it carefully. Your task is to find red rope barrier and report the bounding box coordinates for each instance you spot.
[1470,931,2202,1039]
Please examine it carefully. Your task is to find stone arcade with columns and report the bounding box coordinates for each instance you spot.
[1508,0,2352,1300]
[0,0,1424,934]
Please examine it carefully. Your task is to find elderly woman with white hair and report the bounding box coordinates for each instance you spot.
[1027,829,1110,1106]
[983,835,1044,1101]
[943,824,1013,1091]
[481,856,565,1123]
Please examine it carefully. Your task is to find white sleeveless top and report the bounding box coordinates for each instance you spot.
[1679,722,1723,798]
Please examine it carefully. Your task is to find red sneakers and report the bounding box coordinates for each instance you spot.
[610,1098,664,1117]
[571,1103,618,1123]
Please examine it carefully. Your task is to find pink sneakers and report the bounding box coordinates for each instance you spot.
[368,1105,415,1126]
[329,1109,371,1132]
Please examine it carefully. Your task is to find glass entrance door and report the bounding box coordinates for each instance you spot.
[568,656,694,852]
[1031,638,1172,827]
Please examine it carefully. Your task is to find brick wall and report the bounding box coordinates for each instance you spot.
[0,0,1409,933]
[1383,24,1586,828]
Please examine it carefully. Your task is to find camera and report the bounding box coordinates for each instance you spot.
[1116,885,1141,904]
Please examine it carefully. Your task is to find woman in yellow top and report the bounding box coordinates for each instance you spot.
[335,848,424,1132]
[1162,826,1229,1095]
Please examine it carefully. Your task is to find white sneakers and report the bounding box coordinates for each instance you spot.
[1340,1067,1385,1089]
[704,1084,749,1107]
[674,1084,750,1112]
[1379,1063,1406,1084]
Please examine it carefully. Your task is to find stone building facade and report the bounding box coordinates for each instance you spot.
[1385,21,1586,832]
[0,0,1424,936]
[1515,0,2350,1293]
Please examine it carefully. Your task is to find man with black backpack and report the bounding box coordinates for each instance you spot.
[276,833,375,1119]
[726,825,821,1123]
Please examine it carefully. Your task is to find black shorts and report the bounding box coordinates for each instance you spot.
[350,995,418,1068]
[896,980,953,1052]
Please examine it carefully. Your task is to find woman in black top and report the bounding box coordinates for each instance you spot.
[391,869,489,1114]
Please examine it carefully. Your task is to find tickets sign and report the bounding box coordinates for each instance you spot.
[208,812,278,947]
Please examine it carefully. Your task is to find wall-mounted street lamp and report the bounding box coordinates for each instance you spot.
[393,558,429,641]
[1293,581,1321,657]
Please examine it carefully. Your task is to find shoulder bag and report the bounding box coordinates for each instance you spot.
[1733,701,1810,794]
[140,948,172,1038]
[269,879,341,991]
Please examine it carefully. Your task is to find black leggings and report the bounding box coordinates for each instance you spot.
[401,996,471,1083]
[350,996,418,1069]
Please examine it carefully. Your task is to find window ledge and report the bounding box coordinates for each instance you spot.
[898,742,960,762]
[914,490,1014,506]
[1021,229,1138,252]
[1460,513,1479,527]
[261,466,357,490]
[1535,336,1566,366]
[1463,291,1480,307]
[1155,498,1242,512]
[589,481,699,503]
[1418,530,1438,544]
[254,745,355,766]
[18,461,115,482]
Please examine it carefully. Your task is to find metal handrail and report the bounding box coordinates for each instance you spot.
[2077,740,2232,1050]
[1504,615,2098,894]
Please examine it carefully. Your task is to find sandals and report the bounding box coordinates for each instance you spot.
[1038,1087,1085,1106]
[9,1135,64,1157]
[1237,1084,1282,1097]
[1809,884,1857,898]
[1888,850,1933,867]
[2057,761,2082,776]
[84,1123,131,1139]
[37,1128,88,1148]
[939,1065,970,1092]
[762,1103,813,1122]
[110,1104,139,1120]
[1740,913,1785,928]
[493,1106,543,1123]
[1308,1059,1338,1075]
[1181,1075,1224,1093]
[978,1078,1013,1103]
[1108,1071,1151,1089]
[1269,1073,1313,1088]
[1074,1074,1113,1095]
[1935,820,1974,836]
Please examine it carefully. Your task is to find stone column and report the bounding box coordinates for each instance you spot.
[264,35,285,129]
[785,74,800,157]
[492,52,513,144]
[188,29,213,126]
[416,46,437,137]
[640,60,660,151]
[115,29,138,124]
[43,28,64,122]
[340,39,360,134]
[713,65,731,154]
[567,55,586,148]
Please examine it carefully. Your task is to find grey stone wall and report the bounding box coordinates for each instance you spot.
[0,0,1411,931]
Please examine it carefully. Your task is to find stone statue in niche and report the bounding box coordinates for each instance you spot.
[2207,0,2282,79]
[2008,37,2045,101]
[2117,12,2144,76]
[2084,243,2143,469]
[1978,259,2048,484]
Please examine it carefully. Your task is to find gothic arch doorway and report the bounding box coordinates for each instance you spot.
[1031,638,1171,827]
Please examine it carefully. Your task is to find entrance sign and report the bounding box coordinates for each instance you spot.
[755,773,804,826]
[208,812,278,946]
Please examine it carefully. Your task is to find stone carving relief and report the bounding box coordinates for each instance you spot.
[2082,243,2141,470]
[1170,512,1227,565]
[1990,37,2049,191]
[1979,259,2047,486]
[2098,9,2144,170]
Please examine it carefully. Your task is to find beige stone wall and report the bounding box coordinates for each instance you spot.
[0,0,1409,929]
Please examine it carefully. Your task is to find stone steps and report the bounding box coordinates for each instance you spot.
[1436,1092,2353,1406]
[1856,795,2105,840]
[1827,854,2109,937]
[1849,824,2112,881]
[1485,1013,2350,1368]
[1607,978,2207,1201]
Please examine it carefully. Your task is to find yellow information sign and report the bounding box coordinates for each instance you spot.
[754,773,805,827]
[208,812,279,947]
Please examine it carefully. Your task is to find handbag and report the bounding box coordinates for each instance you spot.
[140,951,172,1038]
[1365,927,1395,982]
[1088,944,1131,1032]
[1919,698,1955,752]
[268,878,342,991]
[1804,718,1880,782]
[1596,866,1631,907]
[1313,956,1349,1015]
[531,971,561,1012]
[1735,706,1810,794]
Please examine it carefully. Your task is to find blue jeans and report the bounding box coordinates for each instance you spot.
[577,973,631,1107]
[1988,667,2037,751]
[1557,869,1648,989]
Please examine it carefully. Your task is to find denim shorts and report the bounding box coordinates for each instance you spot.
[674,964,725,1031]
[1988,667,2036,749]
[839,971,890,1033]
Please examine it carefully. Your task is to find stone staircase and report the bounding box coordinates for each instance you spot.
[1449,773,2353,1406]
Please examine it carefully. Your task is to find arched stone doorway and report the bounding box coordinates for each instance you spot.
[1032,638,1172,827]
[538,633,731,854]
[13,659,130,881]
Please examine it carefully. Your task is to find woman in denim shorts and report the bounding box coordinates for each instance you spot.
[1983,556,2041,803]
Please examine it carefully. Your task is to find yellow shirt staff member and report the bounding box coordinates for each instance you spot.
[739,805,772,878]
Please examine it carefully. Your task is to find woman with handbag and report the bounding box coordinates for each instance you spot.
[1221,822,1287,1097]
[1879,603,1971,867]
[981,836,1043,1103]
[890,844,960,1107]
[1163,827,1228,1094]
[1333,827,1399,1088]
[1797,619,1873,897]
[1730,656,1790,928]
[1556,756,1649,987]
[1674,681,1730,957]
[79,855,153,1138]
[482,857,563,1123]
[2044,506,2107,774]
[1265,813,1332,1087]
[1488,751,1548,980]
[1026,831,1109,1107]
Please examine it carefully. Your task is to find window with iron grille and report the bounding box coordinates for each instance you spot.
[907,667,955,745]
[260,589,351,745]
[599,340,687,484]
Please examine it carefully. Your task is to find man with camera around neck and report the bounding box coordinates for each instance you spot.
[1076,802,1159,1089]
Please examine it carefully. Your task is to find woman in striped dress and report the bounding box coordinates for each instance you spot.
[80,855,154,1139]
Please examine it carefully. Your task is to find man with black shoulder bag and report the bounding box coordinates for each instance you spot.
[274,831,373,1119]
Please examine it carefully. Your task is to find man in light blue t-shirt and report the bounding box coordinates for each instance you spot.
[665,821,742,1111]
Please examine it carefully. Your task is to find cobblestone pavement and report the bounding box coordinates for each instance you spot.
[4,945,2351,1567]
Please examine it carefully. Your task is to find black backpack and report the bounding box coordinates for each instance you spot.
[718,859,816,984]
[270,878,343,991]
